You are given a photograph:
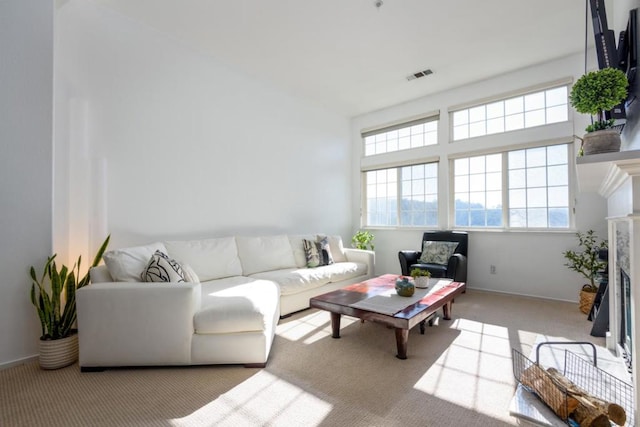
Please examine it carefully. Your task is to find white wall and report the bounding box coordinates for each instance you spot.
[0,1,54,367]
[351,53,609,302]
[54,1,353,259]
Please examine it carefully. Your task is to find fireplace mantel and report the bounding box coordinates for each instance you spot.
[575,149,640,195]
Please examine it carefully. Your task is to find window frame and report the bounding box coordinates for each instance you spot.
[448,139,575,231]
[361,160,440,229]
[361,111,439,157]
[448,79,572,143]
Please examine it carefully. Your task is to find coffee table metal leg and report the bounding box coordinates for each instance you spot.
[442,301,452,320]
[395,328,409,359]
[330,312,341,338]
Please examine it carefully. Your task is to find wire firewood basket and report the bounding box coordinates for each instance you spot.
[512,342,634,427]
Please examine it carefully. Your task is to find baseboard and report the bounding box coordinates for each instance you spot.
[0,354,38,371]
[466,286,577,304]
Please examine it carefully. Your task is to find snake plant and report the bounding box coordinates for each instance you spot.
[29,235,110,340]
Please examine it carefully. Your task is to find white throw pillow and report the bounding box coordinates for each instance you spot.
[164,237,242,281]
[181,263,200,283]
[141,250,186,283]
[103,242,168,282]
[236,235,297,275]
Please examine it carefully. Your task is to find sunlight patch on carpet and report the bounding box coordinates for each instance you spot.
[169,370,332,427]
[276,310,358,344]
[413,318,516,422]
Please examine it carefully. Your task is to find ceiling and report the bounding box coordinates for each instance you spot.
[93,0,590,117]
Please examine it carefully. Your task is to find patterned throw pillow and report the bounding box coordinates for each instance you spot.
[418,241,459,265]
[303,239,321,268]
[141,250,186,283]
[317,237,334,266]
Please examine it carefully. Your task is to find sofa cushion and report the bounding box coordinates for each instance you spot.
[419,241,459,265]
[288,234,316,267]
[164,237,242,281]
[236,235,296,275]
[103,242,168,282]
[250,262,367,296]
[196,277,280,334]
[141,250,186,283]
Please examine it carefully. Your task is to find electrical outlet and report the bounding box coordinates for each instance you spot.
[490,265,496,274]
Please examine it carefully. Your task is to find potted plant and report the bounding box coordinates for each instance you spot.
[569,67,628,155]
[410,267,431,288]
[562,230,607,314]
[29,235,110,369]
[351,230,375,251]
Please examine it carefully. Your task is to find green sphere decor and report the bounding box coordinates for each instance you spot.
[569,67,628,133]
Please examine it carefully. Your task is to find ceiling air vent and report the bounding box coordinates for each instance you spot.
[407,69,433,81]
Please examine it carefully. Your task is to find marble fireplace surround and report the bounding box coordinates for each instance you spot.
[577,150,640,417]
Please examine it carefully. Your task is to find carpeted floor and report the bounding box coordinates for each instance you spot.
[0,290,605,427]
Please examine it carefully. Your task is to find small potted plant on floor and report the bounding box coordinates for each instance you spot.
[410,267,431,288]
[351,230,375,251]
[29,235,110,369]
[569,67,628,155]
[562,230,607,314]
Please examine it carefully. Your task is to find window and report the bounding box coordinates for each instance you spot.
[453,143,570,229]
[454,154,503,227]
[365,163,438,227]
[452,86,568,141]
[508,144,569,228]
[363,115,438,156]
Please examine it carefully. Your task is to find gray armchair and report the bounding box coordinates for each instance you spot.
[398,231,468,282]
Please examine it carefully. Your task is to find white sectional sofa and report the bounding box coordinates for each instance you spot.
[76,234,374,370]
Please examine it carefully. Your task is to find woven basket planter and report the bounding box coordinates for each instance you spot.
[38,333,78,370]
[579,289,597,315]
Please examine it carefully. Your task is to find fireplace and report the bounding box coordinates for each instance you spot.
[576,150,640,418]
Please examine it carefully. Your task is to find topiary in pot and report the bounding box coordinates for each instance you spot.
[569,67,628,155]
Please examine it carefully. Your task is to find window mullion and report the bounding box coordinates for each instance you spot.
[396,168,402,226]
[503,153,509,229]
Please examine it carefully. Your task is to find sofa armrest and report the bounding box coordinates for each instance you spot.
[76,281,201,367]
[398,251,420,276]
[447,253,467,282]
[344,248,375,276]
[89,265,113,283]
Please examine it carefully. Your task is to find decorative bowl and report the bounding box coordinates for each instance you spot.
[395,277,415,297]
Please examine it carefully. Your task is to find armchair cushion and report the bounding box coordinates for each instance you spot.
[418,241,459,265]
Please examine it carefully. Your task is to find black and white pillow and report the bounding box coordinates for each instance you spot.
[317,237,334,266]
[141,250,186,283]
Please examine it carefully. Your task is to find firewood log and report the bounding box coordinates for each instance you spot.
[546,368,626,426]
[572,404,611,427]
[520,364,579,420]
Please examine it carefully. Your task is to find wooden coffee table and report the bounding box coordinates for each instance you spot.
[309,274,466,359]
